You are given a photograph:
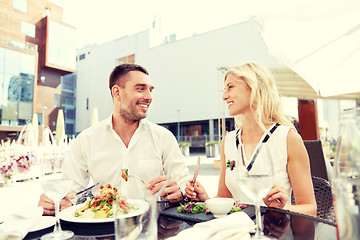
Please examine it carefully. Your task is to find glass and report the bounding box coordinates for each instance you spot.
[333,108,360,240]
[114,173,172,240]
[40,177,73,239]
[237,143,274,239]
[39,149,73,240]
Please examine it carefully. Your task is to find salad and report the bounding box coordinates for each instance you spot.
[74,184,135,219]
[177,201,247,214]
[121,168,129,181]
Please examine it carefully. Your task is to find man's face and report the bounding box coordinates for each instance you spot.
[116,71,154,123]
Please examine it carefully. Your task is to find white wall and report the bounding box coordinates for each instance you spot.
[75,21,283,132]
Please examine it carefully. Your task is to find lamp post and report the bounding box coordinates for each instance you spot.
[177,109,180,142]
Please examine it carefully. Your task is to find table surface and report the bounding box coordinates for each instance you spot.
[23,202,337,240]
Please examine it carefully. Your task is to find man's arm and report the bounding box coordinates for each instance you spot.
[147,129,192,202]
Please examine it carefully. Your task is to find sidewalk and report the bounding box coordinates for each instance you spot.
[184,154,220,198]
[0,154,220,222]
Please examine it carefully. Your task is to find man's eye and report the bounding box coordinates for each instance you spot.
[137,87,144,91]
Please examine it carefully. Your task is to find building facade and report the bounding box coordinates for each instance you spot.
[75,21,284,151]
[0,0,76,141]
[75,19,356,152]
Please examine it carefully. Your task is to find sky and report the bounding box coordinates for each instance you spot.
[48,0,315,49]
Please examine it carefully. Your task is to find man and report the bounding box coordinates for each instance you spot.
[39,63,191,215]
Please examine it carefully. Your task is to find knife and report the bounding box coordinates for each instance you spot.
[192,157,201,187]
[74,182,101,196]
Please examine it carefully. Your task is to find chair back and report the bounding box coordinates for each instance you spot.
[304,140,329,181]
[291,176,335,223]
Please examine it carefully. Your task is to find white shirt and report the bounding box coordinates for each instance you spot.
[62,115,192,199]
[224,124,292,205]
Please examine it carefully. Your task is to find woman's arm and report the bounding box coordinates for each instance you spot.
[217,137,233,198]
[284,129,317,216]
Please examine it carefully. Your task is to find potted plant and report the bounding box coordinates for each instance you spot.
[205,141,219,158]
[179,141,191,157]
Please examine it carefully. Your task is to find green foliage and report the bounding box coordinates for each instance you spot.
[179,141,191,147]
[205,141,219,146]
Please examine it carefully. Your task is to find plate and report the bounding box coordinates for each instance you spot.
[29,216,56,232]
[59,199,149,223]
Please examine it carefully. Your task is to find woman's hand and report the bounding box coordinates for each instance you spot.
[184,180,209,201]
[263,183,288,209]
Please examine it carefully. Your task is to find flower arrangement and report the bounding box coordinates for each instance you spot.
[12,150,37,173]
[0,147,38,183]
[0,150,14,183]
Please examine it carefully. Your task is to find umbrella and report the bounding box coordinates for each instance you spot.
[32,113,39,146]
[91,107,99,126]
[251,0,360,97]
[55,109,66,146]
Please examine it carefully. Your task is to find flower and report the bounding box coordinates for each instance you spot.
[0,147,38,182]
[0,150,15,182]
[226,160,236,170]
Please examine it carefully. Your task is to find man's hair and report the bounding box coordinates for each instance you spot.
[109,63,149,92]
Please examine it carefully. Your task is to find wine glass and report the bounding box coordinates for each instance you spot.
[237,143,274,239]
[115,173,172,240]
[40,178,74,240]
[39,154,74,240]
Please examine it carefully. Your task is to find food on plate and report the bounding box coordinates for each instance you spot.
[177,202,208,213]
[74,184,135,219]
[121,169,129,181]
[177,201,247,214]
[229,201,248,214]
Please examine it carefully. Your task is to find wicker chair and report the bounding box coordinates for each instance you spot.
[291,176,336,223]
[304,140,329,181]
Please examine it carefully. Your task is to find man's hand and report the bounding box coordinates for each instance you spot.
[38,192,73,215]
[146,176,183,203]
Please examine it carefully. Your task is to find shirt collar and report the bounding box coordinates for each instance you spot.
[106,113,147,131]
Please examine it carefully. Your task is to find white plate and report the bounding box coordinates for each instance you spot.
[59,199,149,223]
[29,216,56,232]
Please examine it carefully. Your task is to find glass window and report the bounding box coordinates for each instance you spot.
[65,109,75,120]
[21,21,35,38]
[79,54,85,60]
[66,123,74,134]
[13,0,27,13]
[5,49,21,75]
[47,20,76,70]
[54,94,61,107]
[0,47,35,125]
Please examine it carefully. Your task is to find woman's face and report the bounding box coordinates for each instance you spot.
[222,73,251,116]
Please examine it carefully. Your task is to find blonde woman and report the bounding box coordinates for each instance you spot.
[185,62,316,216]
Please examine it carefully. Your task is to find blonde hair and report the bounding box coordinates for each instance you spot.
[224,62,292,132]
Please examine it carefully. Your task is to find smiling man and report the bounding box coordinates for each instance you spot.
[39,63,191,215]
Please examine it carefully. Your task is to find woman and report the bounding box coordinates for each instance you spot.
[185,62,317,216]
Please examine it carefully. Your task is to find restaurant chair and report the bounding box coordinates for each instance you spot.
[291,176,335,223]
[304,140,329,181]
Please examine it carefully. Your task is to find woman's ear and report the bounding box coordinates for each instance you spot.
[112,85,121,101]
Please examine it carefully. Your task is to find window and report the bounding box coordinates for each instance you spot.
[65,109,75,120]
[79,54,85,60]
[66,123,74,134]
[54,94,61,107]
[21,21,35,38]
[13,0,27,13]
[118,54,135,64]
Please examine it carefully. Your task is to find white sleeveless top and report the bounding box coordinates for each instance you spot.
[224,124,293,205]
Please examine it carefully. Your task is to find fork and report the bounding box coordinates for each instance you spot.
[128,175,146,185]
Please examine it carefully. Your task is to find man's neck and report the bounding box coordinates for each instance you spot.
[112,115,140,147]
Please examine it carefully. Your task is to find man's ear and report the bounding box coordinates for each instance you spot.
[112,85,121,101]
